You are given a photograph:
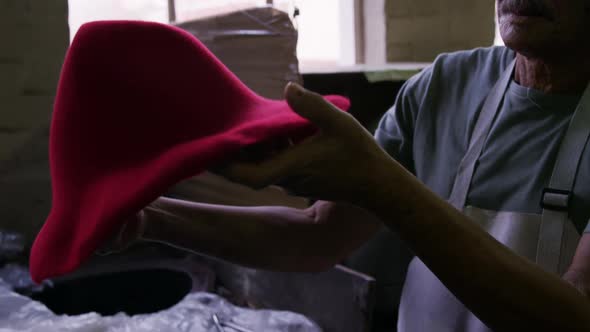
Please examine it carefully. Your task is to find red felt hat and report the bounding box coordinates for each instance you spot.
[29,20,349,283]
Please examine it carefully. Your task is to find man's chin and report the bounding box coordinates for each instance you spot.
[500,28,558,58]
[499,15,555,44]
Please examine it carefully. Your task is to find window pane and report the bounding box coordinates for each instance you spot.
[175,0,267,22]
[68,0,347,68]
[68,0,168,40]
[293,0,342,68]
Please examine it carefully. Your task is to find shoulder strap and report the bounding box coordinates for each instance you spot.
[537,82,590,273]
[448,60,516,209]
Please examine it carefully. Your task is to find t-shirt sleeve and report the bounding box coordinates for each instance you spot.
[374,66,433,174]
[584,220,590,233]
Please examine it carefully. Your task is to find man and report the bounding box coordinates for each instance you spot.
[110,0,590,330]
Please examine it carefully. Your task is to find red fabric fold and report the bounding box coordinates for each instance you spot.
[29,20,349,283]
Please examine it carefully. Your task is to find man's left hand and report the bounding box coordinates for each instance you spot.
[218,82,399,205]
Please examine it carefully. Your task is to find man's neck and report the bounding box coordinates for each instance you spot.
[514,53,590,94]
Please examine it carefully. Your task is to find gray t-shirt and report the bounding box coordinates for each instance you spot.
[347,46,588,328]
[376,46,589,233]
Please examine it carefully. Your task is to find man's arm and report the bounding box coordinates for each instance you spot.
[219,83,590,331]
[139,197,380,272]
[365,162,590,332]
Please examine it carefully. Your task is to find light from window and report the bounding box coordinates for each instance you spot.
[68,0,350,70]
[69,1,504,66]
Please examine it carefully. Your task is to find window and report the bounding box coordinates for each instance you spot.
[68,0,356,70]
[69,1,503,67]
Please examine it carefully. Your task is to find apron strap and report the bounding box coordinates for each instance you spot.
[448,59,516,209]
[447,55,590,274]
[537,83,590,273]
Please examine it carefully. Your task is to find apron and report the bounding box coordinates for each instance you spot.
[398,60,590,332]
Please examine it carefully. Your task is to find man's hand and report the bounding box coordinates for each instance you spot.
[219,82,396,205]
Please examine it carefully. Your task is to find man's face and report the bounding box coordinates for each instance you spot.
[497,0,590,58]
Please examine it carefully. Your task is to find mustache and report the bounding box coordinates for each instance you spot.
[499,0,554,19]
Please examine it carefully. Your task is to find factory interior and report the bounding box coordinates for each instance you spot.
[1,0,589,331]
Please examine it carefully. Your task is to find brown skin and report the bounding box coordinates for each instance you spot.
[497,0,590,93]
[106,0,590,330]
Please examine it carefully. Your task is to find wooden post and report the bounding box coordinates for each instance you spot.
[354,0,365,64]
[168,0,176,23]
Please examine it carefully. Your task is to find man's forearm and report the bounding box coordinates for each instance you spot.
[363,158,590,331]
[141,197,378,272]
